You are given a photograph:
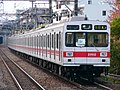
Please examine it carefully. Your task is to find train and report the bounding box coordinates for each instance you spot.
[8,16,110,81]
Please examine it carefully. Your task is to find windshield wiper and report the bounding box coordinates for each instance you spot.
[91,43,99,51]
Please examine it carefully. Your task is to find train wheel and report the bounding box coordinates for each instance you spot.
[87,72,94,82]
[69,68,76,81]
[61,67,67,77]
[43,61,47,68]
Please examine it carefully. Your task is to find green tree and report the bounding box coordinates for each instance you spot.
[109,17,120,74]
[111,18,120,41]
[110,43,120,74]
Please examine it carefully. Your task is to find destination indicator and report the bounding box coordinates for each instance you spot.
[94,25,107,30]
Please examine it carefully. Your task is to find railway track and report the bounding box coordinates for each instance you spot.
[1,48,85,90]
[108,73,120,80]
[1,47,114,90]
[76,76,113,90]
[0,49,45,90]
[94,82,112,90]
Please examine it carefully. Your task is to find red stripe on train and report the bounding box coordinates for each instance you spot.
[63,52,110,58]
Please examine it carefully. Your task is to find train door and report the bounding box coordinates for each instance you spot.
[74,32,87,65]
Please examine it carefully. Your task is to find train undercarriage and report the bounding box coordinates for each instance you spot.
[9,48,108,82]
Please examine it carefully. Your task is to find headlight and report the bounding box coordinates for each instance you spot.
[66,52,73,57]
[100,52,107,57]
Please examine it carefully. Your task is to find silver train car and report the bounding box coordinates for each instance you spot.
[8,16,110,80]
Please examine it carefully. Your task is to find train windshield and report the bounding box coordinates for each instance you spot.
[65,32,108,47]
[66,33,74,47]
[87,33,108,47]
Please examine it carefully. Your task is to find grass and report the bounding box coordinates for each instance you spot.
[100,76,120,84]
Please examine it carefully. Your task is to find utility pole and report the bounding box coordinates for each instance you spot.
[49,0,52,23]
[74,0,78,16]
[35,4,38,28]
[29,0,36,29]
[29,0,36,8]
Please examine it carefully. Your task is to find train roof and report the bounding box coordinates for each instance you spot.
[9,16,109,38]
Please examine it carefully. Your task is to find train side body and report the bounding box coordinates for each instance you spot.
[8,18,110,68]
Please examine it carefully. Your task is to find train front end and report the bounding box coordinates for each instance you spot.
[63,20,110,77]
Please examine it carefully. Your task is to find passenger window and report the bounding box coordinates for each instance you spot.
[50,33,51,58]
[46,34,47,48]
[48,35,49,48]
[52,34,53,48]
[57,34,58,49]
[54,32,56,48]
[37,36,38,47]
[32,37,33,47]
[59,32,61,61]
[46,34,47,57]
[38,35,41,47]
[34,36,36,47]
[41,35,43,47]
[44,36,45,47]
[54,32,56,59]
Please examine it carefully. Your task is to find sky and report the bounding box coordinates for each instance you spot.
[3,1,49,13]
[4,1,32,13]
[0,1,49,21]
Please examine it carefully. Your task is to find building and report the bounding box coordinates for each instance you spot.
[52,0,113,21]
[16,7,50,31]
[78,0,112,21]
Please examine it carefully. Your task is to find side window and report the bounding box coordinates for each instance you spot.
[50,33,51,48]
[40,35,41,47]
[59,32,61,61]
[31,37,32,47]
[34,36,36,47]
[54,32,56,49]
[42,35,43,48]
[46,34,47,48]
[29,37,31,46]
[39,35,40,47]
[37,36,39,47]
[45,35,46,47]
[43,36,45,47]
[29,37,30,46]
[34,37,36,47]
[59,32,61,48]
[32,37,34,47]
[25,37,26,46]
[54,32,56,59]
[57,33,58,49]
[48,35,49,48]
[52,34,53,48]
[32,37,33,47]
[28,37,29,46]
[50,33,51,58]
[35,36,37,47]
